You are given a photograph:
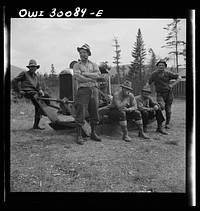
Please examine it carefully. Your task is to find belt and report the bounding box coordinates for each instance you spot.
[157,90,172,94]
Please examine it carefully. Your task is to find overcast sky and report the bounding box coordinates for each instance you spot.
[10,18,186,74]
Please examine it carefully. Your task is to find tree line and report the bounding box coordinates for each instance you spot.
[112,19,186,95]
[21,19,185,98]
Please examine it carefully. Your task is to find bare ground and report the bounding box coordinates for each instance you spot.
[10,99,186,193]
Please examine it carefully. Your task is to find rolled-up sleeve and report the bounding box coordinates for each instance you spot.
[73,63,81,80]
[92,62,101,75]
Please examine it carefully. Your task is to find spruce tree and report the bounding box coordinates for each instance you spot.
[129,28,146,82]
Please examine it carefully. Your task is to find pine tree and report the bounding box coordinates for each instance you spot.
[49,64,58,88]
[129,28,146,82]
[161,19,186,73]
[112,36,121,84]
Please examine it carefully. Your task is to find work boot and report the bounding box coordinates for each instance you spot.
[33,117,45,130]
[121,125,132,142]
[157,123,168,135]
[135,120,150,139]
[76,125,84,145]
[90,123,101,142]
[119,121,132,142]
[165,124,170,129]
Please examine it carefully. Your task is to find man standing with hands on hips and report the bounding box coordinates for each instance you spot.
[145,59,182,129]
[73,44,105,145]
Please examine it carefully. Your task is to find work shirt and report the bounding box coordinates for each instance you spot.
[135,95,158,112]
[148,70,179,92]
[109,90,138,111]
[12,70,41,92]
[73,60,101,89]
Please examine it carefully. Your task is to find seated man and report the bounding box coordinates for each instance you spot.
[12,59,50,130]
[108,80,149,142]
[135,86,168,135]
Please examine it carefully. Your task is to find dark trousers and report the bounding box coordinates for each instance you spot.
[140,109,165,127]
[24,90,50,119]
[74,87,99,125]
[156,90,174,124]
[108,109,142,122]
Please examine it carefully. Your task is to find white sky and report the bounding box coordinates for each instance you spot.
[10,18,186,74]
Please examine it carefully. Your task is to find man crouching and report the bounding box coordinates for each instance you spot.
[108,81,149,142]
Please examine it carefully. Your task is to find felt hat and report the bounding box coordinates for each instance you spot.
[26,59,40,69]
[141,86,151,93]
[156,59,167,67]
[121,80,133,91]
[77,43,91,56]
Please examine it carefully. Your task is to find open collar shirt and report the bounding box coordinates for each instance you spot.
[73,60,101,89]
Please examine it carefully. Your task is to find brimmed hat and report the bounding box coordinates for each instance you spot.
[141,86,151,93]
[26,59,40,69]
[77,43,91,56]
[156,59,167,67]
[121,80,133,91]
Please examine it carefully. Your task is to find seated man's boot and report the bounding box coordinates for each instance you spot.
[156,123,168,135]
[119,121,132,142]
[90,123,102,142]
[135,120,150,139]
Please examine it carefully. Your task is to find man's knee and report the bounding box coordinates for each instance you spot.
[134,110,142,121]
[141,110,148,117]
[119,111,126,121]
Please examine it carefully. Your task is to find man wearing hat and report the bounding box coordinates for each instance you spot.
[108,80,149,142]
[12,59,50,130]
[145,59,182,129]
[73,44,105,145]
[135,86,168,134]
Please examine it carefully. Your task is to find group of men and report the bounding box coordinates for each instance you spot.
[12,44,182,145]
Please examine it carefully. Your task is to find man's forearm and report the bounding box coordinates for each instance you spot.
[171,76,182,87]
[75,74,95,83]
[81,72,100,80]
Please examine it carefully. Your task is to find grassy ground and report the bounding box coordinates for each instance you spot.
[10,98,186,193]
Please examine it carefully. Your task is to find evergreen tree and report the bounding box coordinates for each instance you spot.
[49,64,58,87]
[112,36,121,84]
[128,28,146,82]
[161,19,186,73]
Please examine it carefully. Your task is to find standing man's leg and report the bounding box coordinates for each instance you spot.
[165,91,174,129]
[155,108,168,135]
[31,98,45,130]
[24,91,45,130]
[74,87,91,145]
[89,87,101,142]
